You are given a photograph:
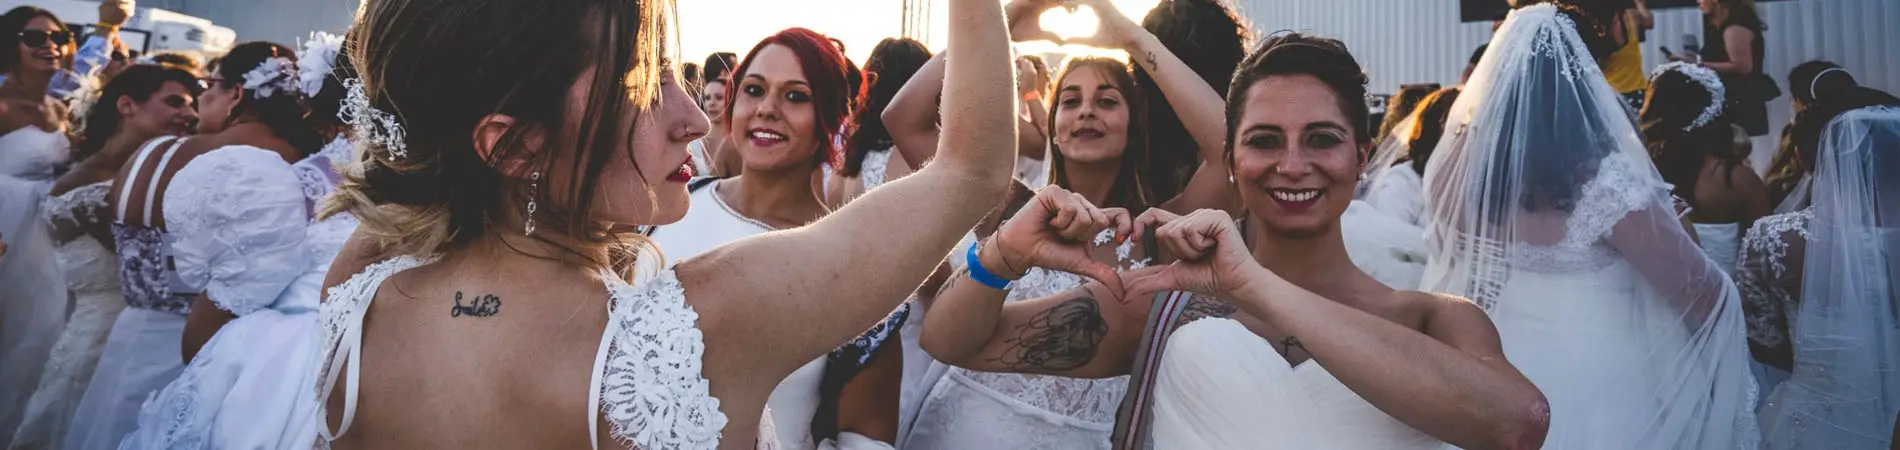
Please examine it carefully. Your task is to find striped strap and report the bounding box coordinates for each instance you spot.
[1109,289,1192,450]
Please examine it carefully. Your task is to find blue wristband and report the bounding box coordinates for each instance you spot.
[966,241,1015,290]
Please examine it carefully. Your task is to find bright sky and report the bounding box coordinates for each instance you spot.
[676,0,1161,66]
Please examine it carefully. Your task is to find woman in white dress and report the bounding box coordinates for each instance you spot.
[314,0,1018,447]
[825,37,929,207]
[0,8,78,440]
[69,41,324,450]
[1640,62,1770,274]
[646,27,908,450]
[1421,4,1760,448]
[114,35,363,449]
[922,32,1551,450]
[1363,88,1459,229]
[1740,105,1900,449]
[9,63,199,449]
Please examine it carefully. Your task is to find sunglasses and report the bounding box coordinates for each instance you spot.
[18,29,72,48]
[198,77,224,90]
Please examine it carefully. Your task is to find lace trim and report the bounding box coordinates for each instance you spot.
[599,269,728,449]
[1510,153,1664,273]
[315,255,433,441]
[41,181,111,224]
[1738,209,1811,349]
[861,149,891,190]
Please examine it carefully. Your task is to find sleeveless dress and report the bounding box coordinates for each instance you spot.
[11,181,126,448]
[318,256,753,450]
[0,126,72,445]
[116,146,332,449]
[1150,319,1443,449]
[65,137,194,450]
[1694,222,1743,274]
[648,178,905,450]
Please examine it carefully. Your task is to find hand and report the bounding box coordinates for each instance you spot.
[1015,57,1040,96]
[1005,0,1067,43]
[1125,209,1265,300]
[988,186,1132,298]
[1061,0,1145,49]
[98,0,132,28]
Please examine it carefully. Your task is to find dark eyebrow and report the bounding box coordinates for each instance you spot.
[1240,124,1283,135]
[742,74,809,87]
[1303,122,1350,133]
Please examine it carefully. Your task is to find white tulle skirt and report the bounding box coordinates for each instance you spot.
[62,308,185,450]
[0,175,66,445]
[117,306,324,449]
[10,268,124,449]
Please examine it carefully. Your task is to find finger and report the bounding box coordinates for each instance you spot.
[1068,259,1125,303]
[1122,265,1178,303]
[1081,205,1112,241]
[1047,196,1079,233]
[1102,208,1133,243]
[1160,225,1205,261]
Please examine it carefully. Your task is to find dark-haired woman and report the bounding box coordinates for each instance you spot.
[65,41,321,449]
[1426,5,1758,448]
[0,2,124,101]
[825,37,931,207]
[1642,62,1770,275]
[1134,0,1247,202]
[1688,0,1770,137]
[8,63,197,449]
[895,0,1231,447]
[313,0,1018,446]
[921,31,1549,450]
[1365,87,1459,228]
[646,27,910,450]
[1765,61,1858,211]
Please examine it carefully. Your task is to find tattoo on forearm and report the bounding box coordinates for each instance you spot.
[1143,51,1159,71]
[1169,294,1240,331]
[992,297,1108,372]
[450,291,501,318]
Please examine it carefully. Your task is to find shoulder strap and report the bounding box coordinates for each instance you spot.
[1110,228,1193,450]
[115,136,176,220]
[317,256,430,443]
[587,274,628,450]
[139,138,188,225]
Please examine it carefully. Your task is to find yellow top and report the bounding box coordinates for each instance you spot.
[1603,19,1648,94]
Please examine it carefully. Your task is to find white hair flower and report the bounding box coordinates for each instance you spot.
[1650,62,1726,131]
[242,56,301,100]
[299,31,344,98]
[340,78,409,160]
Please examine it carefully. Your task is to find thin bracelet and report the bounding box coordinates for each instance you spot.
[966,240,1015,290]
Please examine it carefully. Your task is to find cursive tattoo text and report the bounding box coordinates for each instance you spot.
[450,291,502,318]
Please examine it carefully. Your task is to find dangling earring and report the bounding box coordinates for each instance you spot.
[525,171,540,236]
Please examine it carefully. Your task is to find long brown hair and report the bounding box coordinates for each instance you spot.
[1047,57,1150,210]
[1708,0,1767,31]
[325,0,672,274]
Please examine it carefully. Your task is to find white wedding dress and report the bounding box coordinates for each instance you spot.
[1340,201,1429,291]
[1694,222,1742,274]
[10,181,125,449]
[0,126,72,445]
[1150,319,1442,449]
[115,146,333,449]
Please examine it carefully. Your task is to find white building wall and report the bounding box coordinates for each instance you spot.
[140,0,354,48]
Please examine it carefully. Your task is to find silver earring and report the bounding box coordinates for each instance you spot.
[525,171,540,236]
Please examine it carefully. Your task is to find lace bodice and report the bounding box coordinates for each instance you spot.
[954,267,1131,424]
[860,149,892,190]
[1738,209,1811,352]
[0,126,71,180]
[111,222,189,314]
[166,147,312,315]
[1508,153,1669,273]
[43,181,120,294]
[319,257,733,450]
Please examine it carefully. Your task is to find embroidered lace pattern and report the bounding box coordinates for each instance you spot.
[861,149,892,190]
[599,269,729,449]
[1738,209,1812,350]
[111,222,189,314]
[955,267,1131,424]
[1509,153,1666,273]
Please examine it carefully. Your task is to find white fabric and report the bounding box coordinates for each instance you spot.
[294,137,361,278]
[1420,5,1759,449]
[768,359,828,450]
[1340,201,1429,290]
[11,182,126,449]
[1694,222,1743,274]
[689,139,716,177]
[1738,208,1810,400]
[903,266,1127,450]
[861,149,892,191]
[1363,165,1426,228]
[1359,117,1414,200]
[0,126,72,445]
[1016,155,1048,189]
[1150,319,1442,450]
[63,307,186,450]
[1756,106,1900,449]
[163,147,312,315]
[317,256,736,450]
[649,179,773,264]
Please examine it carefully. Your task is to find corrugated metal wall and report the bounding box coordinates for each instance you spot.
[1232,0,1899,166]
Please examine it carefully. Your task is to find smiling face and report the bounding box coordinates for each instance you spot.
[1230,74,1367,237]
[728,44,821,172]
[122,80,198,137]
[1052,66,1132,165]
[15,17,67,74]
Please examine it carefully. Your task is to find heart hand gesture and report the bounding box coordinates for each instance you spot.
[1124,209,1267,300]
[987,186,1132,299]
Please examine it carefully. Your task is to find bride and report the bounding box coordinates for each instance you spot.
[921,33,1550,450]
[1740,105,1900,449]
[1421,4,1759,448]
[315,0,1018,447]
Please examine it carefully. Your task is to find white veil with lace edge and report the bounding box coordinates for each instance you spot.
[1420,4,1759,448]
[1759,106,1900,448]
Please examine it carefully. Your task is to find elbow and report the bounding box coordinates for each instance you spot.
[916,329,970,366]
[1490,392,1551,450]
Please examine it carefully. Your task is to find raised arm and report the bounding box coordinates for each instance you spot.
[883,52,946,171]
[681,0,1021,374]
[1069,0,1233,213]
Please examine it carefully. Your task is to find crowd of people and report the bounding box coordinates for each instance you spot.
[0,0,1893,448]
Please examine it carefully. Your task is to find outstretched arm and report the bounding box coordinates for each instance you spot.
[681,0,1021,375]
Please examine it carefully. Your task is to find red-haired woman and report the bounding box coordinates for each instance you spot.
[645,28,905,450]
